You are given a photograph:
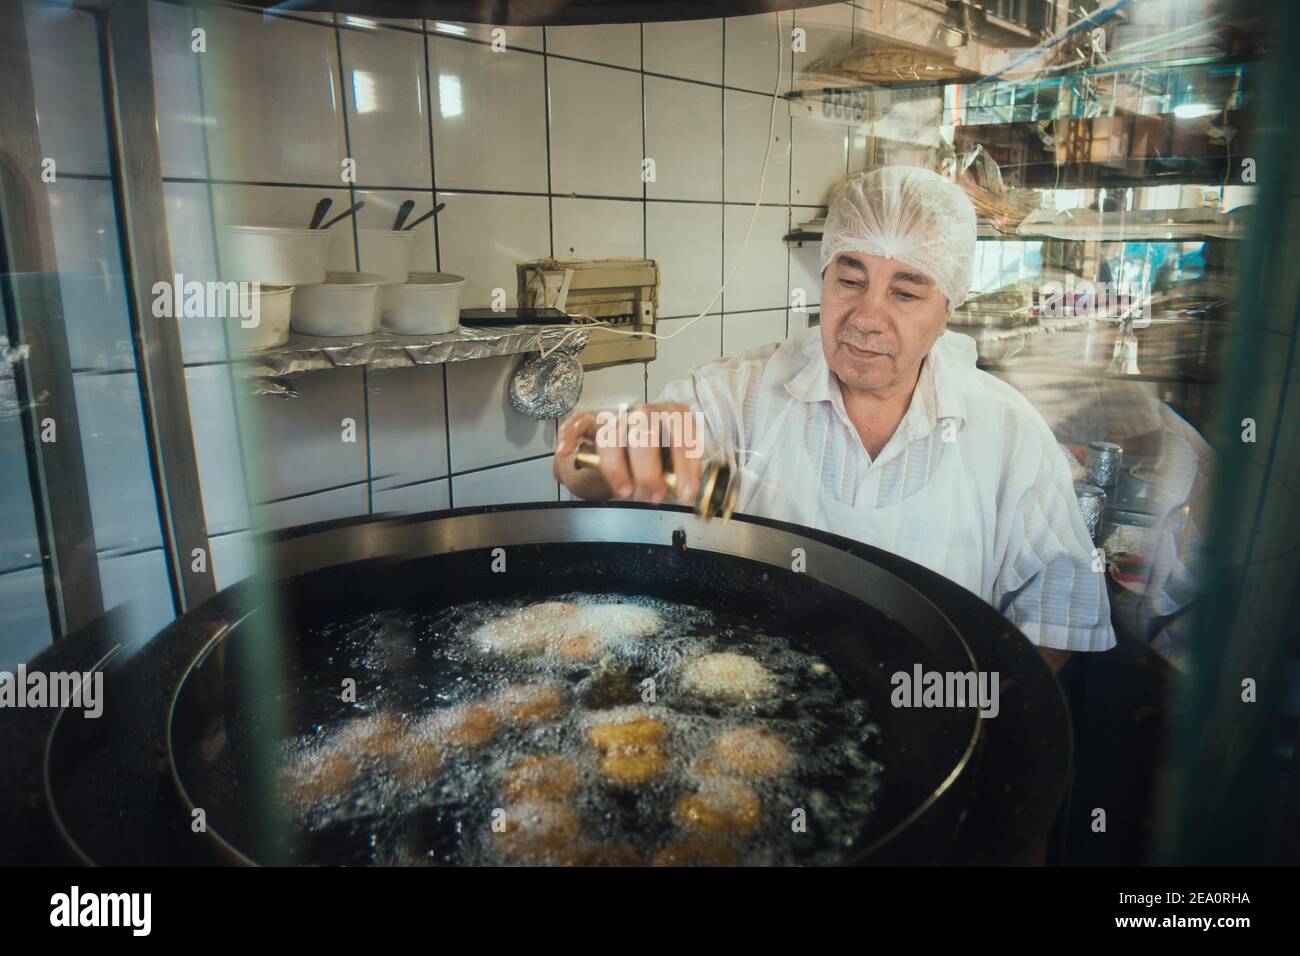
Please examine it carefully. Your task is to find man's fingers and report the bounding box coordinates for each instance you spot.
[557,411,596,456]
[627,441,669,503]
[627,405,671,502]
[666,414,701,502]
[559,402,702,504]
[597,441,634,498]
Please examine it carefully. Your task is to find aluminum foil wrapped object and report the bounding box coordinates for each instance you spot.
[1086,441,1124,489]
[1074,483,1106,543]
[508,343,585,420]
[0,337,39,420]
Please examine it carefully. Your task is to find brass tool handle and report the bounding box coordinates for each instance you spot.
[574,438,677,494]
[571,437,737,522]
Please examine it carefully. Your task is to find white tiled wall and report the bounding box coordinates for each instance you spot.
[23,1,112,177]
[0,413,42,574]
[444,356,555,474]
[195,6,348,185]
[5,1,855,663]
[97,549,175,644]
[427,38,549,193]
[546,23,641,68]
[644,76,722,202]
[643,18,723,84]
[143,3,857,582]
[184,364,251,535]
[71,372,166,556]
[0,568,53,672]
[337,26,432,189]
[367,366,449,492]
[5,3,175,665]
[724,310,789,357]
[373,478,451,516]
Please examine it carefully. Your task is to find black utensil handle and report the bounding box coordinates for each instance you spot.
[320,201,365,229]
[393,199,415,231]
[402,205,440,231]
[309,197,333,230]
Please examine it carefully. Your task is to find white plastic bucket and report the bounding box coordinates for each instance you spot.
[232,284,294,351]
[379,272,466,335]
[291,272,385,337]
[219,226,332,286]
[355,229,416,285]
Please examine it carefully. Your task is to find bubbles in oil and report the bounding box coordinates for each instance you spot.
[272,592,884,866]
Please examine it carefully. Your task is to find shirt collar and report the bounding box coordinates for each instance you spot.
[784,329,970,439]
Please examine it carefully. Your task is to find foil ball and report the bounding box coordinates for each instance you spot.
[508,349,584,420]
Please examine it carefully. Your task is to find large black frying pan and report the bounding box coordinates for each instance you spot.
[7,502,1071,866]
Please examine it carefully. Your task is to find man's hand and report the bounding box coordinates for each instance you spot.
[554,402,703,504]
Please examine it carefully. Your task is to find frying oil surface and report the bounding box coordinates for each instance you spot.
[278,593,884,865]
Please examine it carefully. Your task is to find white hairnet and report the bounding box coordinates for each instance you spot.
[820,166,977,313]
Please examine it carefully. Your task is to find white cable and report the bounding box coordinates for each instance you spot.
[537,323,590,359]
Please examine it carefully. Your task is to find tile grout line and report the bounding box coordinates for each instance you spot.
[423,17,455,511]
[720,17,727,351]
[190,1,258,562]
[332,14,373,516]
[441,367,455,508]
[423,18,442,274]
[251,449,560,509]
[542,26,555,259]
[640,20,649,404]
[789,11,797,341]
[227,2,816,98]
[162,174,822,210]
[640,21,647,262]
[542,28,561,498]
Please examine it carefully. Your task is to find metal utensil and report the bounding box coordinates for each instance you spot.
[402,203,444,231]
[318,201,365,229]
[573,437,739,521]
[308,197,333,230]
[392,199,415,231]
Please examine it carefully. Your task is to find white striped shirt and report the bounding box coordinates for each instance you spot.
[656,326,1116,652]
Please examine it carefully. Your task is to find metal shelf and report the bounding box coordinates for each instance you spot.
[786,228,1242,245]
[786,51,1255,101]
[977,359,1215,385]
[236,324,589,382]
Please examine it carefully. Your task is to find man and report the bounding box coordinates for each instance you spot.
[556,166,1115,669]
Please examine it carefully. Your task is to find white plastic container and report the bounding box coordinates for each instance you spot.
[379,272,466,335]
[356,229,416,285]
[232,284,294,351]
[290,272,385,337]
[219,226,332,286]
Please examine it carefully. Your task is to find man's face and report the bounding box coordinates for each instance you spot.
[819,252,950,396]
